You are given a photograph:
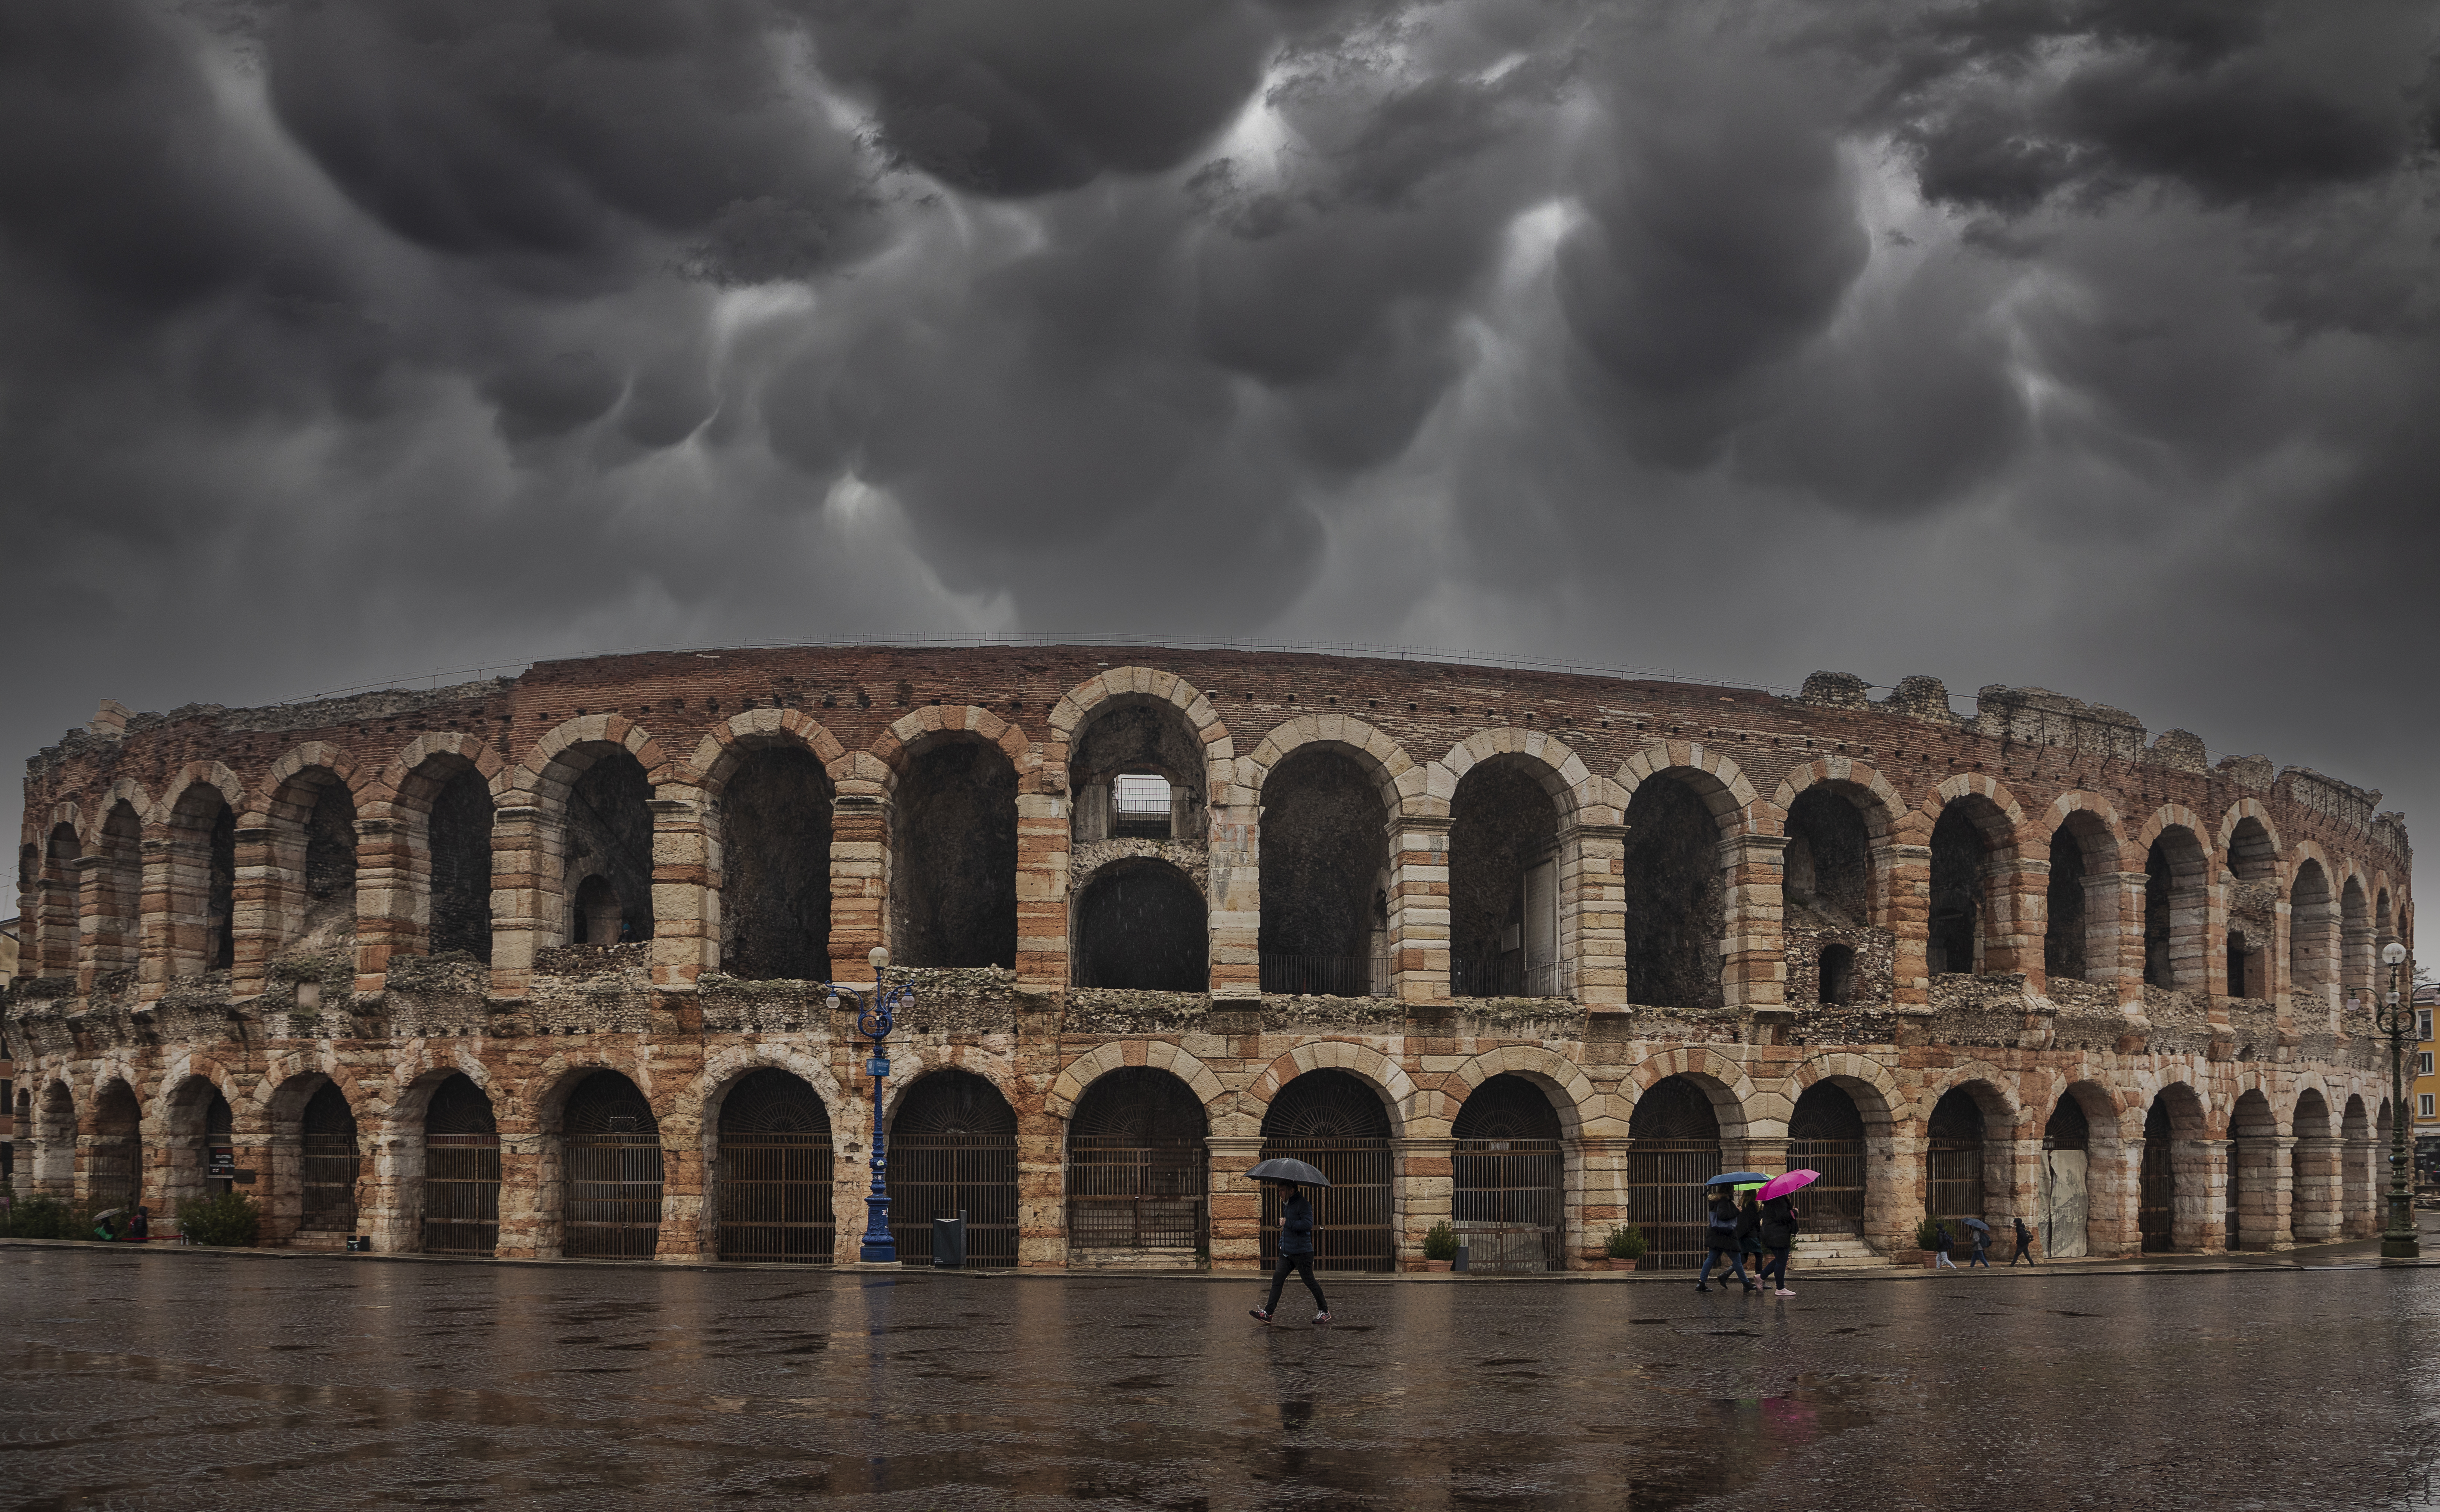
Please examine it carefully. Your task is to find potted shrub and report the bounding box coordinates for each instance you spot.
[1904,1215,1944,1268]
[1423,1221,1458,1272]
[1604,1224,1647,1271]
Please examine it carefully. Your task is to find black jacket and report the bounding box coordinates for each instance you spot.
[1759,1196,1798,1249]
[1933,1224,1954,1253]
[1279,1193,1316,1257]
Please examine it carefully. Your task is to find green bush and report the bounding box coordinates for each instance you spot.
[1423,1221,1458,1262]
[2,1195,82,1239]
[1915,1216,1944,1250]
[1605,1224,1648,1260]
[177,1192,263,1248]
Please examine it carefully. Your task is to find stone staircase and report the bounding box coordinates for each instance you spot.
[1794,1233,1888,1270]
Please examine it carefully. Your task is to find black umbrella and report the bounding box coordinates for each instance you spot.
[1247,1158,1332,1188]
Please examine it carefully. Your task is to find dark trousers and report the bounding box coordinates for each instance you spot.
[1700,1246,1749,1284]
[1266,1252,1327,1313]
[1968,1246,1990,1268]
[2010,1240,2034,1265]
[1759,1246,1791,1288]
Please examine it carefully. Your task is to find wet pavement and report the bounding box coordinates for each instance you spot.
[7,1241,2440,1510]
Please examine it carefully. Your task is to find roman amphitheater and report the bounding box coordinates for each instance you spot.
[3,646,2414,1272]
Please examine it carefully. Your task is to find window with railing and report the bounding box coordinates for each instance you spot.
[1111,774,1172,839]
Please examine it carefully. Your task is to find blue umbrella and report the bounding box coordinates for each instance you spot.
[1704,1171,1770,1188]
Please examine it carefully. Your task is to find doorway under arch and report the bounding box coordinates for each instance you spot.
[889,1070,1018,1267]
[718,1069,835,1264]
[423,1074,500,1256]
[1452,1073,1567,1271]
[563,1071,664,1258]
[1072,861,1207,991]
[1788,1082,1867,1237]
[1627,1076,1724,1270]
[298,1084,360,1237]
[1066,1067,1209,1265]
[1259,1069,1395,1272]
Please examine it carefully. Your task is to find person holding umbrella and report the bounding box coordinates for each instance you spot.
[1697,1171,1767,1293]
[1754,1169,1817,1298]
[1246,1158,1331,1325]
[1965,1218,1991,1269]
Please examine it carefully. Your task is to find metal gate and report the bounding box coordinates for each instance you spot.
[299,1084,359,1233]
[1627,1138,1719,1269]
[719,1069,835,1264]
[888,1071,1018,1267]
[423,1074,498,1256]
[564,1072,664,1259]
[2141,1139,2176,1252]
[1927,1140,1984,1226]
[1259,1138,1395,1271]
[1068,1138,1207,1251]
[1452,1140,1564,1270]
[1788,1138,1865,1235]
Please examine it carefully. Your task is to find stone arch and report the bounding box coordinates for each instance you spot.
[691,1044,851,1264]
[77,779,154,850]
[1921,1069,2019,1232]
[362,734,509,969]
[1440,1045,1611,1137]
[82,1075,146,1209]
[260,1063,374,1243]
[1621,1049,1756,1141]
[2289,1082,2341,1244]
[153,1065,246,1216]
[873,1044,1023,1123]
[514,714,680,800]
[515,716,673,954]
[1248,718,1412,1000]
[1051,667,1232,841]
[1440,744,1575,1000]
[1045,1041,1230,1123]
[30,807,81,976]
[2135,805,2214,994]
[2216,800,2283,875]
[1780,1052,1903,1131]
[2035,1075,2130,1258]
[1921,779,2027,978]
[245,744,367,982]
[28,1080,78,1193]
[685,708,850,797]
[692,714,840,983]
[150,760,246,831]
[870,705,1039,791]
[245,741,368,824]
[1615,752,1758,1011]
[1440,729,1617,825]
[157,763,244,980]
[1236,1042,1419,1138]
[2137,1079,2213,1251]
[1614,742,1762,832]
[1242,714,1415,815]
[2041,792,2129,989]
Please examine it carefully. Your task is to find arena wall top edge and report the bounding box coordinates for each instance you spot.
[16,642,2410,871]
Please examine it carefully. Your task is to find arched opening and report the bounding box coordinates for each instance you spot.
[1929,801,2004,975]
[2291,1088,2336,1245]
[427,766,495,961]
[2226,1090,2276,1249]
[1451,1073,1566,1271]
[299,1084,360,1237]
[890,739,1019,969]
[2143,828,2208,991]
[268,768,358,955]
[2290,860,2336,1006]
[888,1069,1018,1267]
[1784,787,1871,923]
[36,823,80,975]
[1068,694,1208,844]
[2341,1094,2372,1236]
[716,1068,834,1264]
[1072,860,1207,991]
[563,749,655,946]
[1816,944,1856,1005]
[167,784,237,975]
[562,1071,664,1258]
[2044,814,2113,985]
[2041,1091,2093,1258]
[1449,760,1562,999]
[2341,876,2374,1002]
[1259,1068,1394,1272]
[160,1078,235,1215]
[1626,1075,1724,1270]
[719,747,833,982]
[1926,1087,1990,1227]
[2223,817,2277,1000]
[1621,777,1726,1009]
[1066,1067,1208,1265]
[423,1074,500,1256]
[1784,783,1887,1010]
[89,1080,142,1211]
[1788,1081,1866,1237]
[34,1082,76,1193]
[87,802,143,979]
[1258,748,1389,998]
[2141,1085,2207,1251]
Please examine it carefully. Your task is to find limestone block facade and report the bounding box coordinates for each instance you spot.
[4,647,2414,1269]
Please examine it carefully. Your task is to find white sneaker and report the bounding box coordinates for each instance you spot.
[1774,1289,1796,1298]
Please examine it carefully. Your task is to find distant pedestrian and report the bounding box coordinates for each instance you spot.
[1758,1194,1799,1297]
[125,1207,150,1242]
[1967,1223,1990,1268]
[2011,1217,2036,1266]
[1251,1184,1331,1325]
[1932,1220,1957,1270]
[1697,1192,1755,1293]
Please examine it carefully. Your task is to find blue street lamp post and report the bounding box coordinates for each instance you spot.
[839,946,914,1264]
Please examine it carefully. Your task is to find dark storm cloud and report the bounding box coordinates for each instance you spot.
[6,0,2440,850]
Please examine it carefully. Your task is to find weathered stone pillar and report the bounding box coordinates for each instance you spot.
[657,1125,705,1260]
[1562,822,1628,1009]
[487,804,555,997]
[2343,1134,2379,1237]
[1390,814,1452,1003]
[1888,843,1931,1007]
[2291,1134,2341,1242]
[1397,1135,1453,1270]
[363,1127,418,1255]
[1207,1134,1265,1270]
[1574,1135,1628,1265]
[352,816,412,991]
[495,1130,546,1260]
[648,792,713,991]
[1208,781,1261,1000]
[1016,1103,1067,1269]
[1997,855,2048,991]
[2094,870,2152,1013]
[137,833,179,1003]
[1014,785,1070,993]
[2266,1133,2298,1249]
[1721,834,1787,1010]
[828,790,889,983]
[2185,1137,2229,1252]
[229,822,280,999]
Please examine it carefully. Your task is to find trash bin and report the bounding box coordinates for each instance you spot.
[932,1212,967,1269]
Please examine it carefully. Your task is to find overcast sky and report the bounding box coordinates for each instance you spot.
[5,0,2436,840]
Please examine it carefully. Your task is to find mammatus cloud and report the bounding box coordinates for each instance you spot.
[2,0,2436,832]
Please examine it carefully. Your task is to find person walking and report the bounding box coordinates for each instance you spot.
[1736,1192,1765,1282]
[1758,1193,1799,1297]
[1932,1220,1957,1270]
[1697,1191,1754,1292]
[2011,1217,2037,1265]
[1967,1222,1990,1268]
[1251,1184,1331,1325]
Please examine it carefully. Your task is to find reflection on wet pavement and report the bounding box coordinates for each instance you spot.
[5,1246,2438,1509]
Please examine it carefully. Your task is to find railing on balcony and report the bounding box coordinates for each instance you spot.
[1451,956,1564,1000]
[1259,951,1372,998]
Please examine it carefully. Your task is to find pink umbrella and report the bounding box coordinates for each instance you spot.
[1758,1169,1820,1202]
